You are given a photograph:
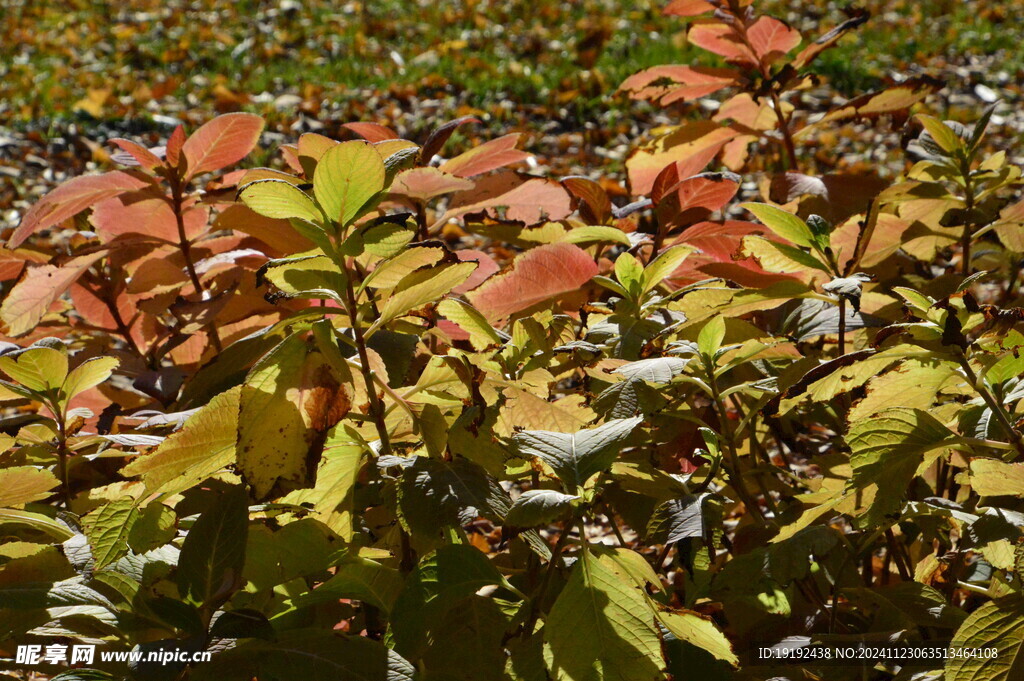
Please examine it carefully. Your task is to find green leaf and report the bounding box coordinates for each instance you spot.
[0,466,60,506]
[510,416,643,491]
[368,261,477,335]
[437,298,503,350]
[614,252,644,298]
[641,245,695,293]
[747,236,831,273]
[741,203,815,247]
[239,179,324,224]
[970,459,1024,497]
[210,608,275,640]
[176,485,248,607]
[917,114,964,155]
[697,315,726,357]
[544,550,663,681]
[0,508,75,540]
[60,356,118,407]
[847,407,962,527]
[121,386,240,498]
[946,595,1024,681]
[290,556,403,614]
[422,596,508,681]
[505,489,578,527]
[361,245,447,290]
[563,225,631,246]
[278,432,365,540]
[189,630,415,681]
[257,254,347,305]
[238,333,350,500]
[657,609,738,666]
[397,457,505,538]
[391,544,508,659]
[313,141,386,227]
[83,498,139,570]
[0,346,67,393]
[645,494,710,544]
[127,502,177,553]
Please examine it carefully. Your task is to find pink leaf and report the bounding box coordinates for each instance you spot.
[391,167,474,203]
[439,134,530,178]
[109,138,165,170]
[453,249,500,294]
[445,171,573,226]
[468,243,598,321]
[9,171,150,248]
[90,192,208,243]
[182,113,265,180]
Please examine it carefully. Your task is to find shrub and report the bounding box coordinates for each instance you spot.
[1,2,1023,680]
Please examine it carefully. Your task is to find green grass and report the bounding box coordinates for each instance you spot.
[1,0,1020,131]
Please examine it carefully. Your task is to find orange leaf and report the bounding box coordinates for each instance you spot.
[468,242,597,321]
[620,65,741,105]
[0,252,106,336]
[746,16,801,63]
[626,122,736,196]
[664,0,716,17]
[807,76,944,130]
[343,122,400,142]
[688,22,755,65]
[182,112,265,180]
[9,171,150,248]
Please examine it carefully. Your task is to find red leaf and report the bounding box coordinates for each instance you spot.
[669,220,789,287]
[620,65,740,105]
[746,16,801,63]
[9,171,150,248]
[562,177,612,224]
[439,134,530,178]
[445,171,573,226]
[420,116,481,163]
[664,0,716,17]
[182,113,265,180]
[656,173,739,228]
[468,243,597,321]
[792,9,870,69]
[342,122,400,142]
